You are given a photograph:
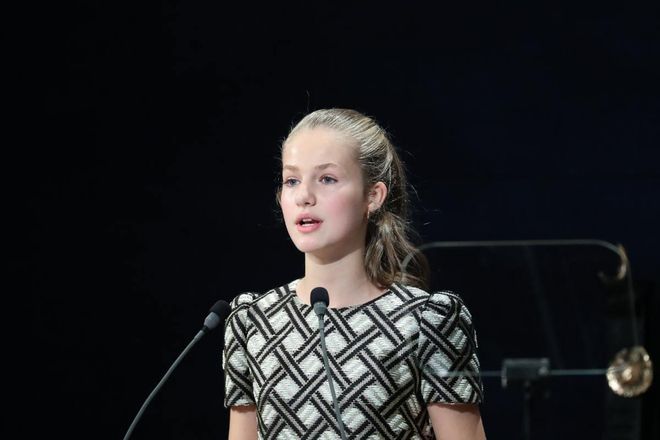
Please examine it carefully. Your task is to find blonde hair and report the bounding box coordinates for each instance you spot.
[280,108,428,290]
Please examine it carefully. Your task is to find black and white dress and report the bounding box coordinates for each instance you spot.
[223,280,483,439]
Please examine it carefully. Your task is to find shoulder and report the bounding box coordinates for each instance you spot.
[424,290,471,314]
[393,284,475,325]
[389,283,431,306]
[228,292,260,310]
[419,290,477,335]
[227,281,296,321]
[390,284,467,311]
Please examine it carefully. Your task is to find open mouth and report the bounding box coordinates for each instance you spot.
[297,218,321,226]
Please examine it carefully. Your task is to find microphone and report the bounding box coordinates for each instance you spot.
[310,287,347,440]
[310,286,329,318]
[203,299,232,333]
[123,300,232,440]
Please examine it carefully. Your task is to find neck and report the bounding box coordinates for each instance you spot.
[297,246,385,308]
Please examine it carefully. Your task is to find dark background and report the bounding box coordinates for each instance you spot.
[17,1,659,439]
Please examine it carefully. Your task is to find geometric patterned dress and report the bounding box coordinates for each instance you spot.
[223,280,483,439]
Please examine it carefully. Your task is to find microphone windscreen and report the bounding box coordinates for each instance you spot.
[204,300,232,330]
[210,299,232,319]
[310,287,329,307]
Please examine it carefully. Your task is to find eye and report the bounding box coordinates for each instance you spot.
[282,177,299,187]
[320,175,338,184]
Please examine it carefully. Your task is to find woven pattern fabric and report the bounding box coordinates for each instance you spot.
[223,281,483,439]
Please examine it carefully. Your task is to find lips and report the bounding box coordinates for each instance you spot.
[295,213,323,232]
[295,213,322,226]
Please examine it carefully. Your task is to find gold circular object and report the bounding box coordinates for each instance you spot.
[606,346,653,397]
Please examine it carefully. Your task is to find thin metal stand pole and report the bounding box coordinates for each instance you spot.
[523,381,532,440]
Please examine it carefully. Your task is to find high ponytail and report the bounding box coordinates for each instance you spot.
[282,108,428,290]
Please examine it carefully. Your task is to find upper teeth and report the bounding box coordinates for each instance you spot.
[301,218,314,224]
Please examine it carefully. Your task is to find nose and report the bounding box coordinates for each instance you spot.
[295,181,316,206]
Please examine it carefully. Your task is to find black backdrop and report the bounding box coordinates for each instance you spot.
[18,2,659,439]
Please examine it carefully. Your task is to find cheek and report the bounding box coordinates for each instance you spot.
[280,193,295,219]
[326,195,367,226]
[280,195,298,238]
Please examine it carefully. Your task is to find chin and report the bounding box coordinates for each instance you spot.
[298,243,351,263]
[292,240,323,254]
[288,236,322,254]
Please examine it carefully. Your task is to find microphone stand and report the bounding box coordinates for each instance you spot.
[123,329,208,440]
[123,300,230,440]
[311,288,348,440]
[317,312,348,440]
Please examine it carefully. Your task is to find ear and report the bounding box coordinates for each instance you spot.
[367,181,388,213]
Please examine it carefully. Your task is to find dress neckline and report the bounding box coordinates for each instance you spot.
[288,279,395,312]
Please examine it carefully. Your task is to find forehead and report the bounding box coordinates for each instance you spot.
[282,127,357,167]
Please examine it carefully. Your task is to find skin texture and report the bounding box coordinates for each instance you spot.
[228,405,257,440]
[280,127,375,261]
[227,127,485,439]
[428,403,486,440]
[280,126,389,308]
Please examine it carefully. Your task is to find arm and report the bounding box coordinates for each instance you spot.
[228,405,258,440]
[428,403,485,440]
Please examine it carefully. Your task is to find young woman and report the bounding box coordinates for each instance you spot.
[223,109,485,439]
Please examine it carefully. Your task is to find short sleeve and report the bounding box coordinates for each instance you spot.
[223,292,257,407]
[417,291,484,404]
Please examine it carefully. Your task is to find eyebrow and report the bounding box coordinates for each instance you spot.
[282,163,340,172]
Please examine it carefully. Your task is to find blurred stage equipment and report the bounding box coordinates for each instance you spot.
[607,345,653,398]
[403,239,653,439]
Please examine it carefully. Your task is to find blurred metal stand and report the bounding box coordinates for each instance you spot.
[405,239,654,439]
[501,358,550,440]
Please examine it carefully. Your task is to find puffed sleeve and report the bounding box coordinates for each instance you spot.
[417,291,484,404]
[223,292,257,407]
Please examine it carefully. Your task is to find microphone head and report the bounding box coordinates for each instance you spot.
[204,300,232,331]
[310,287,329,317]
[310,287,329,306]
[210,299,232,318]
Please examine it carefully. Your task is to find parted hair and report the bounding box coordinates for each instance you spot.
[280,108,428,290]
